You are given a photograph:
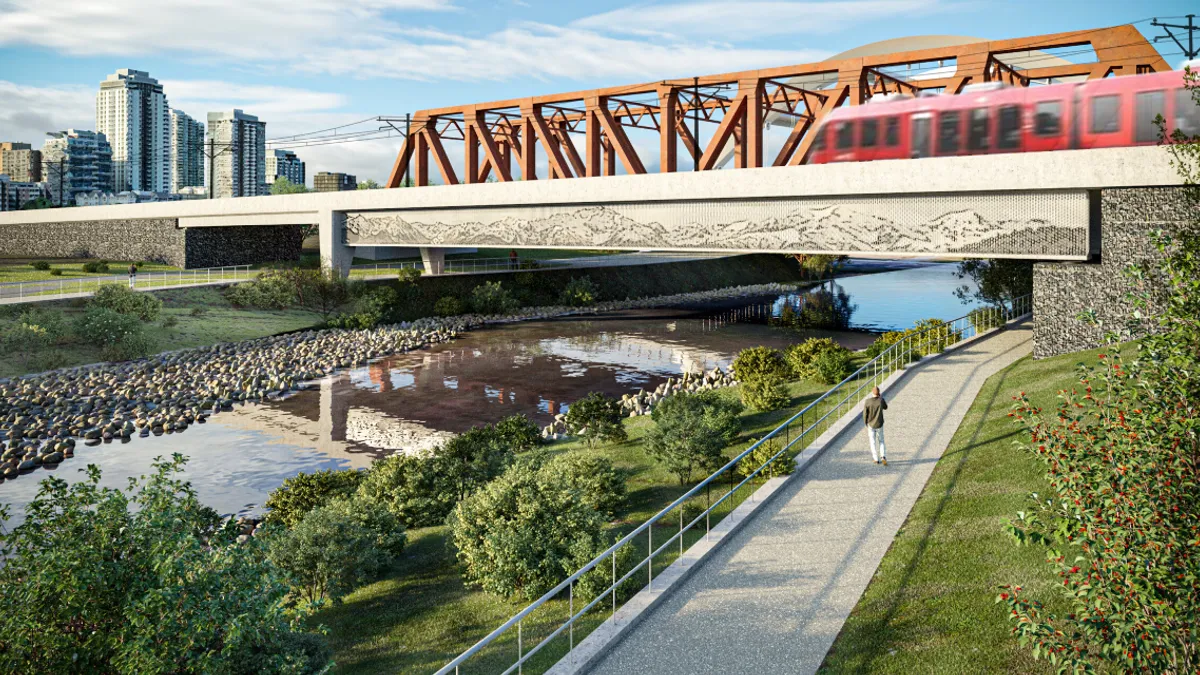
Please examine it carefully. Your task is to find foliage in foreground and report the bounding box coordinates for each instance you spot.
[0,456,331,674]
[448,452,622,602]
[564,392,628,447]
[645,391,743,484]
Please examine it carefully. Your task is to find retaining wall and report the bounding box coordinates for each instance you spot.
[1033,187,1198,358]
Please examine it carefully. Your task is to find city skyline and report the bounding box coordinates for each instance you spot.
[0,0,1193,183]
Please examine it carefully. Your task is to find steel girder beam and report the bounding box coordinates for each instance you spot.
[387,24,1168,187]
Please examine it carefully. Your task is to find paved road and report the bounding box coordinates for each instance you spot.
[587,323,1033,675]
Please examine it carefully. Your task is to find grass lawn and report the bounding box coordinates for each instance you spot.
[314,359,869,675]
[816,342,1129,674]
[0,257,179,283]
[0,286,324,379]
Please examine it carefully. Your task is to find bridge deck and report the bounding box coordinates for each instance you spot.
[586,323,1032,675]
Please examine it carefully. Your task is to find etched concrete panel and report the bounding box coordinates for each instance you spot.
[344,190,1089,259]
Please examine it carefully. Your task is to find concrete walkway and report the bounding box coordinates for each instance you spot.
[587,323,1033,675]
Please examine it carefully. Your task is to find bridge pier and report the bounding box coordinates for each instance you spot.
[318,209,353,277]
[420,247,445,275]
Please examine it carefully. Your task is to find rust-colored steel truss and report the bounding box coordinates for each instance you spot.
[387,25,1168,187]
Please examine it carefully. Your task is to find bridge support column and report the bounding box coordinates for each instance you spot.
[420,247,445,275]
[318,210,352,277]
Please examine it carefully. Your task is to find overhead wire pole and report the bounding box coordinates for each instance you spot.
[1151,14,1198,60]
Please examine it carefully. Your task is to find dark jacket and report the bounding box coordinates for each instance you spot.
[863,395,887,428]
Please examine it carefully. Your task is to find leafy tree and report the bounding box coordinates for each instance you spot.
[354,452,447,528]
[731,346,789,382]
[740,374,789,412]
[559,276,599,307]
[470,281,520,314]
[784,337,851,381]
[20,196,54,210]
[265,497,402,606]
[954,259,1032,306]
[225,269,299,309]
[448,457,612,601]
[812,347,853,384]
[543,451,627,518]
[433,296,466,316]
[0,456,331,674]
[73,307,154,361]
[264,468,365,528]
[494,413,542,452]
[356,179,382,190]
[270,176,309,195]
[435,425,515,503]
[565,392,628,447]
[645,392,742,484]
[997,67,1200,674]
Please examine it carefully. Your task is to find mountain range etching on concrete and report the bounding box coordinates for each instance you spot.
[344,192,1089,258]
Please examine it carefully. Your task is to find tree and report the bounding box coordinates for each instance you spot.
[998,68,1200,674]
[448,456,613,601]
[20,196,54,210]
[0,455,331,674]
[954,259,1033,306]
[263,468,365,528]
[270,176,309,195]
[565,392,628,447]
[645,392,742,484]
[356,179,382,190]
[435,425,514,503]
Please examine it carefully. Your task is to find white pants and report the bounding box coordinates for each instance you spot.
[129,276,136,289]
[868,426,887,462]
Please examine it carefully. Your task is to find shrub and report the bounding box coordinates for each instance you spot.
[100,330,154,362]
[565,392,628,447]
[737,438,793,480]
[449,459,611,601]
[0,456,331,674]
[81,260,110,273]
[90,284,162,321]
[190,306,208,317]
[967,305,1005,333]
[354,453,447,528]
[433,295,466,316]
[435,426,515,503]
[864,330,904,359]
[396,267,422,284]
[17,307,68,341]
[559,276,599,307]
[740,375,788,412]
[327,287,397,330]
[575,542,641,605]
[470,281,519,315]
[74,307,153,361]
[813,347,853,384]
[30,260,51,271]
[784,338,850,381]
[1,322,50,355]
[266,498,400,606]
[731,346,789,383]
[160,315,179,329]
[263,468,365,529]
[493,414,542,452]
[225,270,297,309]
[646,392,742,484]
[912,318,960,355]
[543,452,627,517]
[49,268,63,276]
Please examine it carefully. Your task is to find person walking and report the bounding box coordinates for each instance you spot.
[509,249,519,270]
[863,386,888,466]
[128,262,137,290]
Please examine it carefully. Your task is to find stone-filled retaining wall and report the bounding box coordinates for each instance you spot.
[0,219,304,269]
[1034,187,1199,359]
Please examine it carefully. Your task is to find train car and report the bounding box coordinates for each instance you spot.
[807,65,1200,164]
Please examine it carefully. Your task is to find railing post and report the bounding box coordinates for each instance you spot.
[517,620,522,675]
[569,580,574,651]
[679,507,684,560]
[612,552,617,623]
[648,526,653,591]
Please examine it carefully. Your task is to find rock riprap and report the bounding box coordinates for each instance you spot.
[0,281,798,481]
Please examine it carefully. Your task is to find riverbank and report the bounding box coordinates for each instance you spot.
[816,342,1132,674]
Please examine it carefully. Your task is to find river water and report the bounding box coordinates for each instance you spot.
[0,262,979,523]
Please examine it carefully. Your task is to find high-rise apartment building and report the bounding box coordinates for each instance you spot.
[170,110,205,194]
[314,171,357,192]
[206,110,266,198]
[96,69,170,193]
[0,174,47,211]
[41,130,114,206]
[0,142,42,183]
[265,149,305,187]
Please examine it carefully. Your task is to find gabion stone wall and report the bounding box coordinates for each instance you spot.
[184,225,305,269]
[0,218,305,269]
[1034,187,1199,359]
[0,218,187,266]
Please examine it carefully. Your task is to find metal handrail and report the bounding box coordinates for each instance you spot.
[0,264,254,303]
[435,293,1032,675]
[349,252,710,278]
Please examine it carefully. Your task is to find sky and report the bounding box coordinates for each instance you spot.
[0,0,1194,185]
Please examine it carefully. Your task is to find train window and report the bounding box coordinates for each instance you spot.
[1034,101,1062,136]
[911,116,932,158]
[1176,88,1200,136]
[1134,91,1165,142]
[861,119,879,147]
[1090,95,1121,134]
[884,117,900,146]
[968,108,990,151]
[997,105,1021,149]
[812,126,826,151]
[938,111,961,153]
[836,122,854,150]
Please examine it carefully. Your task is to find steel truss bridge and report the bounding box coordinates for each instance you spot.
[386,25,1169,188]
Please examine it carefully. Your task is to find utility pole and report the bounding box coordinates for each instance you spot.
[405,113,411,187]
[208,138,215,199]
[1152,14,1199,60]
[693,76,700,172]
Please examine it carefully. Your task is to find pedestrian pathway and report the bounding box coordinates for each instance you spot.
[587,323,1033,675]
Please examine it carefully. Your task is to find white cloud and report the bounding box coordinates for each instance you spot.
[0,0,457,58]
[573,0,944,40]
[0,81,95,148]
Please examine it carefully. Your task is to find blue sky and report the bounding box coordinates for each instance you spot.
[0,0,1193,184]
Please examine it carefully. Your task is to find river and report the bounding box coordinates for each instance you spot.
[0,261,980,524]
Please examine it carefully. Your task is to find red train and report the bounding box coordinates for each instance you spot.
[807,67,1200,164]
